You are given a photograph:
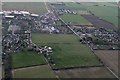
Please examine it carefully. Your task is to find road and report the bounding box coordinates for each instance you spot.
[43,1,119,79]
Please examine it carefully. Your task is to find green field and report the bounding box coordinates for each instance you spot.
[13,65,56,78]
[32,34,100,69]
[3,2,47,15]
[60,14,91,25]
[64,2,118,27]
[12,50,46,68]
[52,2,118,26]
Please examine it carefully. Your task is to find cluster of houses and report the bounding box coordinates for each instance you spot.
[52,9,77,15]
[38,11,60,33]
[73,26,119,50]
[0,10,39,18]
[2,31,31,54]
[1,10,61,34]
[93,28,118,45]
[2,10,56,61]
[28,44,53,55]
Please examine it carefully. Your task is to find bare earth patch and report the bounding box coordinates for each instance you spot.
[55,67,115,78]
[94,50,118,76]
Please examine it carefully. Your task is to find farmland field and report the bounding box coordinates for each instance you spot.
[13,65,56,78]
[32,34,101,69]
[64,2,118,27]
[82,15,116,30]
[84,3,118,27]
[12,50,47,68]
[55,67,115,78]
[60,14,91,25]
[2,2,47,15]
[94,50,118,76]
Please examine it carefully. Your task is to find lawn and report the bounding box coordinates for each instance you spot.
[2,2,47,15]
[12,50,47,68]
[32,34,101,69]
[13,65,56,78]
[60,14,91,25]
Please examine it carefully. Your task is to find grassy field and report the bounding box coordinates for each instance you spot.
[60,14,91,25]
[12,50,46,68]
[64,2,118,27]
[2,2,47,15]
[13,65,56,78]
[32,34,101,69]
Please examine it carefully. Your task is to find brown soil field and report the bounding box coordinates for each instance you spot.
[94,50,118,76]
[82,15,117,30]
[55,67,115,78]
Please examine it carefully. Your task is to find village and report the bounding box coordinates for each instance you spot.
[73,26,119,50]
[1,9,119,61]
[0,2,120,80]
[1,10,55,75]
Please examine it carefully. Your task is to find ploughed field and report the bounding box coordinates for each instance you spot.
[94,50,118,76]
[55,67,115,78]
[32,34,101,69]
[82,15,117,30]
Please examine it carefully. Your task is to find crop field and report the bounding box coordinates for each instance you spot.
[63,2,118,27]
[2,2,47,15]
[13,65,56,78]
[32,34,101,69]
[94,50,118,76]
[12,50,47,69]
[82,15,116,30]
[60,14,91,25]
[84,3,118,27]
[55,67,115,78]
